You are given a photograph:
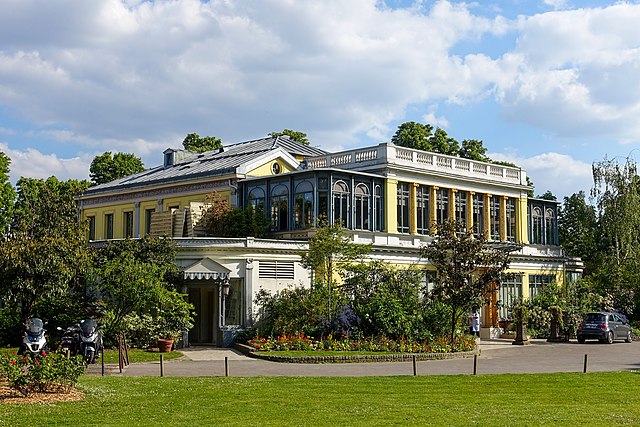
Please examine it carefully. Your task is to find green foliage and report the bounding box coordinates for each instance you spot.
[344,262,425,339]
[538,190,557,201]
[559,191,599,274]
[459,139,490,162]
[0,151,14,235]
[89,152,144,185]
[201,192,270,238]
[152,289,195,341]
[421,220,514,340]
[0,352,85,396]
[120,313,157,349]
[0,306,21,347]
[0,177,91,327]
[391,121,434,151]
[182,132,222,152]
[269,129,310,145]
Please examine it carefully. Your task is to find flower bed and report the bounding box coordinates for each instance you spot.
[247,334,476,354]
[0,351,85,397]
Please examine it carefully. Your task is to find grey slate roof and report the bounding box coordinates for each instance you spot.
[83,136,328,196]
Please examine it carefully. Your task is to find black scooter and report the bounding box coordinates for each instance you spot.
[79,319,103,364]
[57,323,82,357]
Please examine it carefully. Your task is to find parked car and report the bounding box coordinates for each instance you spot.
[577,311,632,344]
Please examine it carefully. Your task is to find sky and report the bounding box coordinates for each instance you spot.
[1,0,640,200]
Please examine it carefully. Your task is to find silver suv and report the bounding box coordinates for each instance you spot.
[577,311,632,344]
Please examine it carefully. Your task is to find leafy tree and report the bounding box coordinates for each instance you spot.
[538,190,557,201]
[558,191,598,274]
[269,129,310,145]
[182,133,222,152]
[391,121,434,151]
[300,221,370,324]
[0,177,91,328]
[430,128,459,156]
[0,152,15,235]
[200,192,269,238]
[89,152,144,185]
[421,220,514,341]
[344,261,424,339]
[459,139,490,162]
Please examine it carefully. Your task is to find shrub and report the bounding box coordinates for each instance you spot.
[0,351,85,396]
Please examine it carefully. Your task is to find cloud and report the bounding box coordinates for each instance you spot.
[490,151,593,199]
[0,143,92,184]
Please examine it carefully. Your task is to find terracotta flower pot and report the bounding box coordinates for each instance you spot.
[157,338,174,353]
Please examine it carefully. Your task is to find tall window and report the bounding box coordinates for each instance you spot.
[436,188,449,225]
[270,184,288,231]
[416,185,430,235]
[318,177,329,221]
[472,194,484,238]
[397,182,410,233]
[374,185,383,231]
[490,196,501,240]
[294,181,314,229]
[333,181,350,227]
[248,187,265,211]
[506,198,516,242]
[145,208,155,235]
[454,191,467,230]
[104,213,114,239]
[123,211,134,238]
[531,206,543,244]
[545,208,556,245]
[499,276,522,319]
[529,274,555,299]
[87,216,96,240]
[354,183,370,230]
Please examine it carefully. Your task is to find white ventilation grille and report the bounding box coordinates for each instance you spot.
[258,261,295,280]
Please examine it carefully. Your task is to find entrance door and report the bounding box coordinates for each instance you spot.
[188,286,218,345]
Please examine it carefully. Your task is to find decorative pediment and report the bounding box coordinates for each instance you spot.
[183,257,231,281]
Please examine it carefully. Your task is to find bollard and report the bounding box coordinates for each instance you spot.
[583,354,588,373]
[473,354,477,375]
[101,350,105,377]
[65,349,70,360]
[160,353,164,377]
[225,356,229,377]
[412,355,417,376]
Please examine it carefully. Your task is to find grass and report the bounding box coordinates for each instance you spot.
[0,347,183,363]
[2,371,640,426]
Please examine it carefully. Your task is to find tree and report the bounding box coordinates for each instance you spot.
[538,190,557,201]
[430,128,459,156]
[0,177,92,328]
[300,221,370,324]
[182,133,222,152]
[89,152,144,185]
[0,152,15,235]
[391,121,434,151]
[421,220,514,341]
[559,192,598,272]
[459,139,490,162]
[200,192,269,238]
[269,129,310,145]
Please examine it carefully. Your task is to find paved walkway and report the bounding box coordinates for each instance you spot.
[86,339,640,377]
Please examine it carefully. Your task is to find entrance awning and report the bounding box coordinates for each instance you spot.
[183,257,231,281]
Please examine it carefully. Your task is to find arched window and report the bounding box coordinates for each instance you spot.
[294,181,314,229]
[270,184,288,231]
[532,207,543,244]
[374,185,383,231]
[333,180,350,227]
[248,187,265,211]
[545,208,555,245]
[354,183,370,230]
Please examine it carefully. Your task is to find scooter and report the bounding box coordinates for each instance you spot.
[57,323,82,357]
[18,318,48,356]
[79,318,103,364]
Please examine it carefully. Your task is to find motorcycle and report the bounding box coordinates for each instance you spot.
[18,317,48,356]
[57,323,82,357]
[79,318,103,364]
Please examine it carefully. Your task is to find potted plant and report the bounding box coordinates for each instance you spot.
[153,290,195,352]
[511,299,530,346]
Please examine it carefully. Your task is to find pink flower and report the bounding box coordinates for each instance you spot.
[41,351,47,357]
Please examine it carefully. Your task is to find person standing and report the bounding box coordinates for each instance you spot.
[468,308,480,337]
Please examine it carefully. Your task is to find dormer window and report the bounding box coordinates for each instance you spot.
[164,151,174,167]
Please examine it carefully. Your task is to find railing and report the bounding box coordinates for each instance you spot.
[304,143,524,184]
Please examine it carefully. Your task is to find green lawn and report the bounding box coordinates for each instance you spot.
[2,371,640,426]
[101,348,184,363]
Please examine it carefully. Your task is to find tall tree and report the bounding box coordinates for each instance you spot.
[538,190,557,201]
[558,191,598,275]
[391,121,434,151]
[429,128,459,156]
[269,129,310,145]
[459,139,490,162]
[0,152,15,235]
[89,152,144,185]
[182,133,222,152]
[421,220,514,341]
[0,177,91,327]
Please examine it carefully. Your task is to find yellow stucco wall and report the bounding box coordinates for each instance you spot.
[385,179,398,233]
[246,159,296,177]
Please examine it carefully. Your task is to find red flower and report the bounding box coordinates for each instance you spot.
[35,359,41,365]
[41,351,47,357]
[10,359,16,365]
